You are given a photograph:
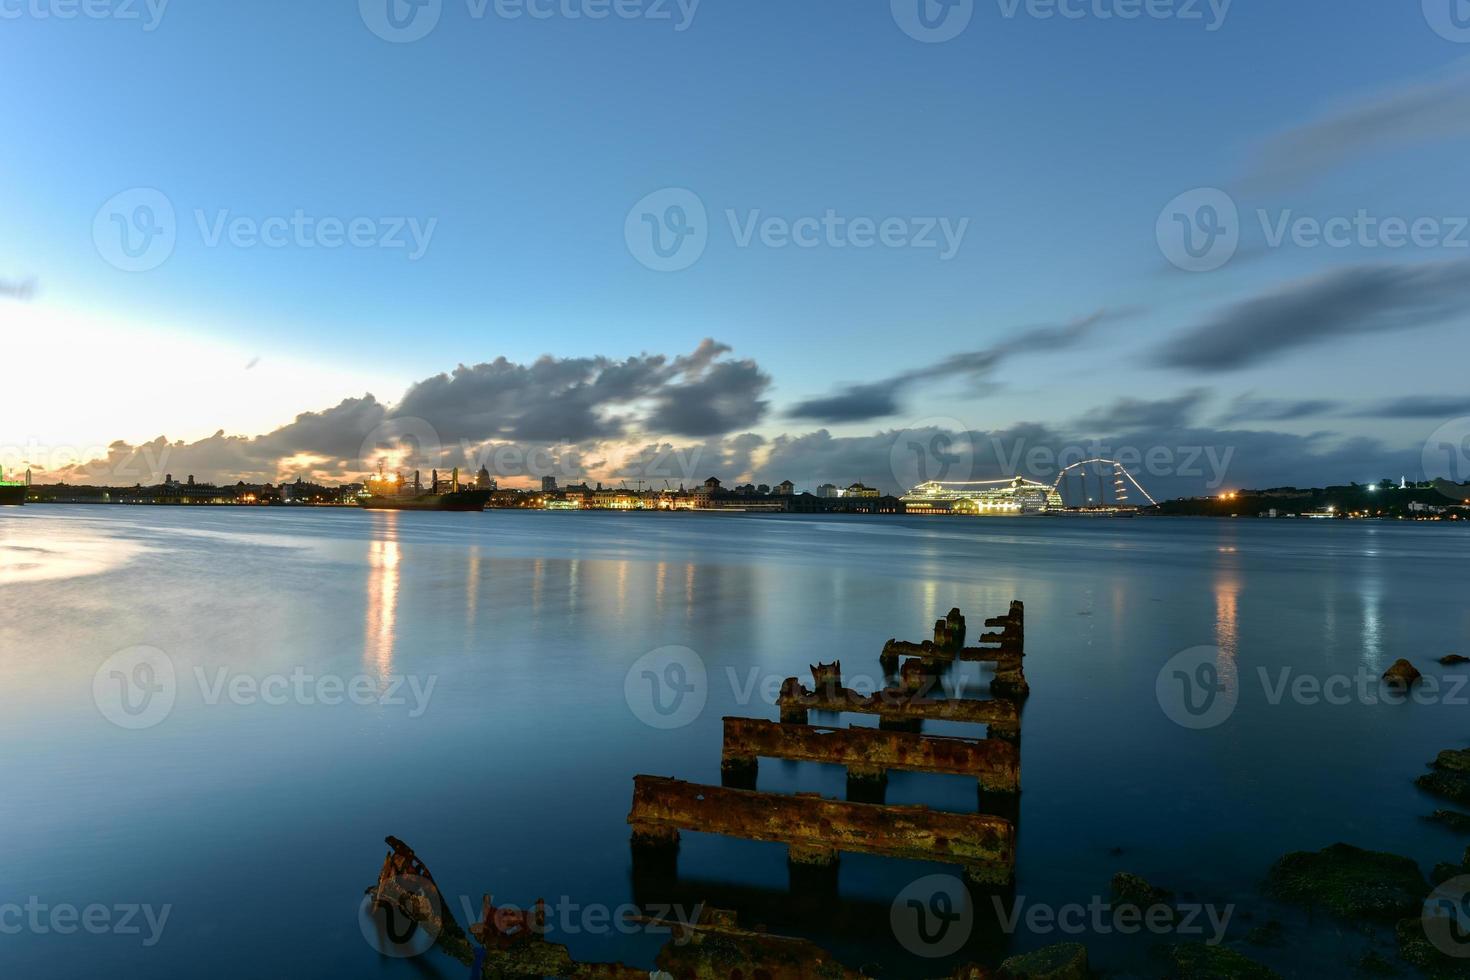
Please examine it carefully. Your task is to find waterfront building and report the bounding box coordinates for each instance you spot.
[901,477,1063,515]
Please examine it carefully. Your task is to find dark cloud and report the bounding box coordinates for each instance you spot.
[1076,390,1209,433]
[1155,261,1470,373]
[1216,393,1340,424]
[1347,396,1470,420]
[645,358,771,437]
[787,310,1124,424]
[1245,68,1470,190]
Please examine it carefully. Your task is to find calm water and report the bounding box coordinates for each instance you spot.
[2,506,1467,977]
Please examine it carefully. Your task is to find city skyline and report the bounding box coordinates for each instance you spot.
[6,3,1470,494]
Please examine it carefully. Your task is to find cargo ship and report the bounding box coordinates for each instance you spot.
[358,466,489,512]
[0,468,29,506]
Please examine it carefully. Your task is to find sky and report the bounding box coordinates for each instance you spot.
[4,0,1470,496]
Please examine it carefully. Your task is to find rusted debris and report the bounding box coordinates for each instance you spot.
[367,836,446,945]
[628,775,1016,885]
[469,894,547,949]
[777,677,1021,741]
[811,659,843,690]
[721,716,1020,794]
[635,906,870,979]
[881,602,1029,701]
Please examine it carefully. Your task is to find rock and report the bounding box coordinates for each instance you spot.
[1383,659,1423,687]
[1265,843,1427,920]
[1439,654,1470,666]
[1395,916,1470,978]
[998,942,1088,980]
[1164,943,1280,979]
[1419,771,1470,806]
[1429,810,1470,833]
[1435,750,1470,774]
[1111,872,1176,911]
[1357,950,1400,976]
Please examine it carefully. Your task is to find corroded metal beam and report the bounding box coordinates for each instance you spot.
[777,679,1021,741]
[721,716,1019,793]
[628,775,1015,884]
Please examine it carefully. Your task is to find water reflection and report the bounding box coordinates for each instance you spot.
[1214,569,1240,694]
[365,535,401,679]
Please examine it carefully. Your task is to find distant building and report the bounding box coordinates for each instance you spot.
[475,466,495,490]
[815,483,840,498]
[845,483,880,498]
[776,480,795,496]
[541,475,558,493]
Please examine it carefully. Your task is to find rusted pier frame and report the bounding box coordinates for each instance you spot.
[882,646,1029,701]
[628,775,1015,886]
[776,679,1021,741]
[720,716,1019,794]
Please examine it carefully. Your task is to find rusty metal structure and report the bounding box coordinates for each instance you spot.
[628,775,1015,885]
[720,715,1020,794]
[775,676,1022,741]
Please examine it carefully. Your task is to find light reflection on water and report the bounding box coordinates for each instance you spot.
[1,507,1468,979]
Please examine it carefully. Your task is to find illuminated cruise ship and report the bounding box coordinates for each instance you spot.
[901,477,1064,515]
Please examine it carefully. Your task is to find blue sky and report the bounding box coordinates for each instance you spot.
[5,1,1470,491]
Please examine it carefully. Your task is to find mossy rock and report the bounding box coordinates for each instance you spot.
[1265,843,1427,920]
[1395,916,1470,979]
[998,942,1088,980]
[1112,872,1176,910]
[1430,811,1470,833]
[1420,772,1470,806]
[1164,943,1280,979]
[1435,750,1470,774]
[1440,655,1470,666]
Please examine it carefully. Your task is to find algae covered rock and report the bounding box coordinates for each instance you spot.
[998,942,1088,980]
[1439,654,1470,666]
[1430,810,1470,833]
[1112,871,1176,910]
[1420,771,1470,806]
[1395,915,1470,979]
[1435,750,1470,774]
[1383,659,1423,688]
[1265,843,1427,920]
[1164,943,1280,979]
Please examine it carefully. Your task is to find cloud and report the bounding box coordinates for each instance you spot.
[1216,393,1341,424]
[787,310,1123,424]
[1074,389,1209,433]
[1155,261,1470,372]
[1347,395,1470,420]
[39,341,770,485]
[1245,66,1470,189]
